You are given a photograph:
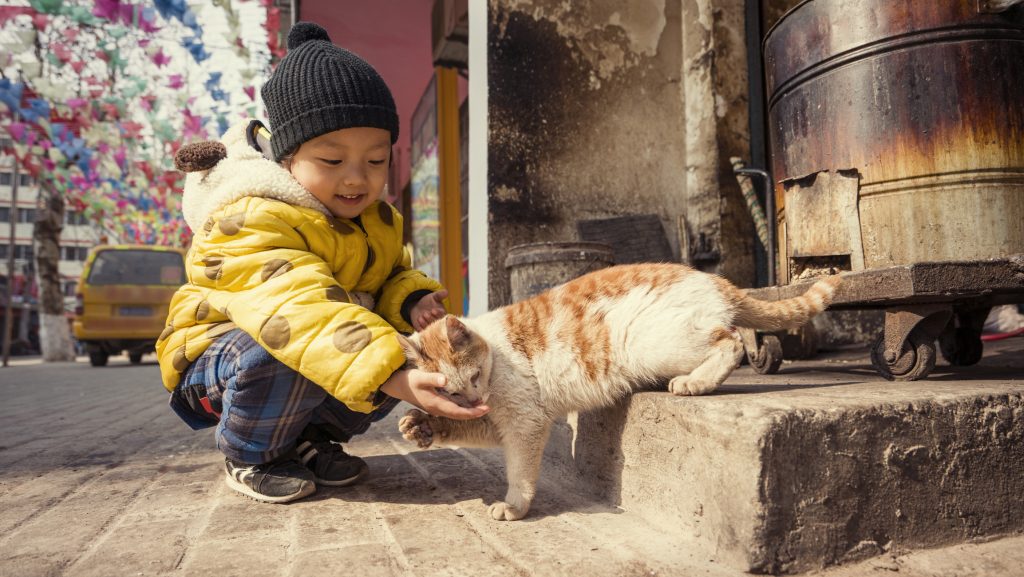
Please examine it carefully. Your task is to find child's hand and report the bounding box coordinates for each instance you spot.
[410,289,448,331]
[380,368,489,420]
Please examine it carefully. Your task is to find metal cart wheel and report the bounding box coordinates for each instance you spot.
[747,334,784,374]
[938,327,984,366]
[870,328,936,381]
[937,307,989,366]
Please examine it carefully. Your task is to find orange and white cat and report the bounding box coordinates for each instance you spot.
[398,263,840,521]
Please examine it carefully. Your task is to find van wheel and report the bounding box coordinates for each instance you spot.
[129,352,144,364]
[89,352,109,367]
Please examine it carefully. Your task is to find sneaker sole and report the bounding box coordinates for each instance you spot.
[224,471,316,504]
[313,462,369,487]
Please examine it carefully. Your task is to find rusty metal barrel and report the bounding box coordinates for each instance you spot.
[505,242,614,302]
[764,0,1024,282]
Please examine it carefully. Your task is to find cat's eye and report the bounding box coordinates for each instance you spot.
[470,370,480,386]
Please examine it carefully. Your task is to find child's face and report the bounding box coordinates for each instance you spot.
[287,127,391,220]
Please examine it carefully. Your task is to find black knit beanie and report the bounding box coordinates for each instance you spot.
[261,22,399,161]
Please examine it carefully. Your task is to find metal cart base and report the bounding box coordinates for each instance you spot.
[739,255,1024,381]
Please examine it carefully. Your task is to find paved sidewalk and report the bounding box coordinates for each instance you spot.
[1,339,1022,576]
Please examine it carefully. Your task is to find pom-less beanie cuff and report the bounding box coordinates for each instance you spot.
[270,104,399,161]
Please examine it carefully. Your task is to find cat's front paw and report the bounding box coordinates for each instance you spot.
[399,409,434,448]
[669,375,715,396]
[488,501,527,521]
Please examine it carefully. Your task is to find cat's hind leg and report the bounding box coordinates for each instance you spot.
[669,328,744,396]
[399,409,500,449]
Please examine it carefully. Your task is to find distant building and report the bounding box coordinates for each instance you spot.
[1,137,101,353]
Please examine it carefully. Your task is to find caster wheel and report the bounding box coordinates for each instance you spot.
[748,334,784,374]
[871,329,936,381]
[938,327,984,367]
[129,352,144,364]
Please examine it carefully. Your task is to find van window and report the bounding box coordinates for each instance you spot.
[87,250,186,286]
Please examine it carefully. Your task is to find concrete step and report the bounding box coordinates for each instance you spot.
[542,338,1024,574]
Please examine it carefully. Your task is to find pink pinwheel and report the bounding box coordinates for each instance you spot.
[52,42,74,63]
[6,122,26,142]
[100,102,121,120]
[70,60,86,74]
[243,86,255,101]
[0,6,34,26]
[181,109,206,140]
[66,97,89,112]
[92,0,119,21]
[138,14,160,34]
[120,121,143,139]
[152,47,171,68]
[167,74,184,90]
[136,160,154,181]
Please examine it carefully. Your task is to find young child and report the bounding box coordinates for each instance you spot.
[157,22,488,504]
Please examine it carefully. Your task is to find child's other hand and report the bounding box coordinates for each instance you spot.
[380,368,489,420]
[410,289,448,331]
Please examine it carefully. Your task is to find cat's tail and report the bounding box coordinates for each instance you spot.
[732,275,841,331]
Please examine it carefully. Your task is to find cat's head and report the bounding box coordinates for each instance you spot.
[399,315,492,408]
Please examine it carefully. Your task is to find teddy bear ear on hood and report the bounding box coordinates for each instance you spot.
[174,141,227,173]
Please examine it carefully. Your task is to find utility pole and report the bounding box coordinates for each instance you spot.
[3,111,20,367]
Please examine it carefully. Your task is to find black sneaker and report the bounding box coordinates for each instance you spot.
[296,440,368,486]
[223,457,316,503]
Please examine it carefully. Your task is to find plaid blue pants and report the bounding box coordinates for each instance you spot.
[171,329,399,464]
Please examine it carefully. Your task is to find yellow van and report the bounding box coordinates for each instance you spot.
[73,245,186,366]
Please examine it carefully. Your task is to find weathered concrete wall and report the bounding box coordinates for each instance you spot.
[487,0,755,308]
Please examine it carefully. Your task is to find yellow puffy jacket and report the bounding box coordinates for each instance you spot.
[157,123,444,413]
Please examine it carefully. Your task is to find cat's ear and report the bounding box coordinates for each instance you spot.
[444,315,471,349]
[397,334,422,365]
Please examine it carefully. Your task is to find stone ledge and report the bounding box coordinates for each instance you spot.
[543,351,1024,574]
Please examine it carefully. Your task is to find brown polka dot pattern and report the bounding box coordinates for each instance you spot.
[325,286,351,302]
[261,259,293,282]
[260,315,291,349]
[329,218,355,235]
[203,218,215,233]
[218,212,246,235]
[377,202,393,226]
[159,324,174,341]
[207,321,237,339]
[201,256,223,280]
[172,347,190,372]
[333,321,372,353]
[196,300,210,321]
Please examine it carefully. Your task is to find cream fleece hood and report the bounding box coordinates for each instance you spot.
[179,122,331,233]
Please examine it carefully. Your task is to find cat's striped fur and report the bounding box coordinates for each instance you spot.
[399,263,840,521]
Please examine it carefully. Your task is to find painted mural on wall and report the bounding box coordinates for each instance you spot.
[410,141,440,280]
